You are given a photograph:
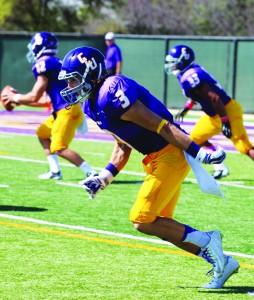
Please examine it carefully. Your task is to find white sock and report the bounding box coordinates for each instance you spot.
[183,231,211,248]
[47,154,60,173]
[79,161,96,175]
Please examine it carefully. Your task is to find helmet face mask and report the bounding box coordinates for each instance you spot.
[58,47,106,106]
[59,71,93,104]
[26,32,58,63]
[164,45,195,76]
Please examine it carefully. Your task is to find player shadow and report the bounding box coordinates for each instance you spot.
[112,180,143,185]
[197,286,254,294]
[0,205,47,212]
[179,286,254,294]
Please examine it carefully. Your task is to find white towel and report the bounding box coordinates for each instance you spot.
[184,151,224,198]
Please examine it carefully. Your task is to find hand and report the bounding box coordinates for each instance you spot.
[196,146,226,164]
[175,107,189,122]
[82,175,107,199]
[221,119,232,138]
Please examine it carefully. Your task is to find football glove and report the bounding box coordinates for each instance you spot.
[82,169,114,199]
[195,146,226,164]
[175,107,189,122]
[221,118,232,138]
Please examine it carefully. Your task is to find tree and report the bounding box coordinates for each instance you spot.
[192,0,254,36]
[1,0,254,36]
[0,0,80,32]
[0,0,125,33]
[117,0,254,36]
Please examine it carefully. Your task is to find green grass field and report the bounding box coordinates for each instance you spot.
[0,133,253,300]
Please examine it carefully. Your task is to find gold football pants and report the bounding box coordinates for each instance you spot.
[36,103,84,153]
[190,99,253,154]
[130,144,190,223]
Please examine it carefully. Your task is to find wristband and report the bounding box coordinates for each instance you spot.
[186,141,201,158]
[184,100,195,109]
[105,162,119,177]
[13,93,21,103]
[221,116,229,122]
[156,119,167,134]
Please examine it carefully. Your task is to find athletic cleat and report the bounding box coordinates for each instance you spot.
[202,255,240,289]
[213,168,230,179]
[78,172,98,185]
[201,230,225,278]
[38,170,62,180]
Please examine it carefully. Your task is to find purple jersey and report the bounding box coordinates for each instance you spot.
[32,55,67,112]
[105,44,122,70]
[84,75,185,155]
[178,64,231,116]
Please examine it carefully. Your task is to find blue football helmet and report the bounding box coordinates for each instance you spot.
[164,44,195,76]
[26,31,58,63]
[58,46,107,105]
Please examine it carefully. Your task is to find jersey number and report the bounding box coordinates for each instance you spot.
[188,73,200,88]
[116,90,130,108]
[35,61,46,73]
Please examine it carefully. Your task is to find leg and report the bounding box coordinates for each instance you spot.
[38,137,51,156]
[130,144,238,288]
[226,99,254,160]
[36,115,61,179]
[134,218,239,288]
[134,218,200,254]
[51,105,97,177]
[56,148,84,167]
[191,117,229,179]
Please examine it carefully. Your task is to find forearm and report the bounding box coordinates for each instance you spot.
[158,119,225,163]
[12,92,43,105]
[89,142,131,191]
[108,141,132,171]
[115,61,122,75]
[159,120,193,150]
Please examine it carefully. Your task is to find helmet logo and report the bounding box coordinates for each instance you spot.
[181,48,190,60]
[34,34,43,46]
[77,53,97,70]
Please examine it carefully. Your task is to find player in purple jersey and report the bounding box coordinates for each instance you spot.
[165,44,254,178]
[4,32,97,181]
[105,32,122,75]
[58,46,239,289]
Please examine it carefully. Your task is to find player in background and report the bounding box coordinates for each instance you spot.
[165,44,254,179]
[58,46,239,289]
[3,32,97,181]
[105,32,122,75]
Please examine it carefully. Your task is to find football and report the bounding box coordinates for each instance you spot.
[0,85,18,111]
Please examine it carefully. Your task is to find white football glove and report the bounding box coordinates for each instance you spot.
[195,146,226,164]
[82,169,114,199]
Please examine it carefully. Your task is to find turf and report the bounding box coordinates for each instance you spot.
[0,133,253,299]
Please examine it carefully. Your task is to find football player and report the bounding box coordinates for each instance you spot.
[165,44,254,178]
[57,46,239,289]
[3,32,97,181]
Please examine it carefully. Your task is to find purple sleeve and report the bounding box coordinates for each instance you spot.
[102,78,138,118]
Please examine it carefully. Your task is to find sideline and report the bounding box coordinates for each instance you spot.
[0,213,254,263]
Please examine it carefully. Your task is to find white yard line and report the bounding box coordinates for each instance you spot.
[0,155,253,190]
[0,213,253,260]
[0,184,9,188]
